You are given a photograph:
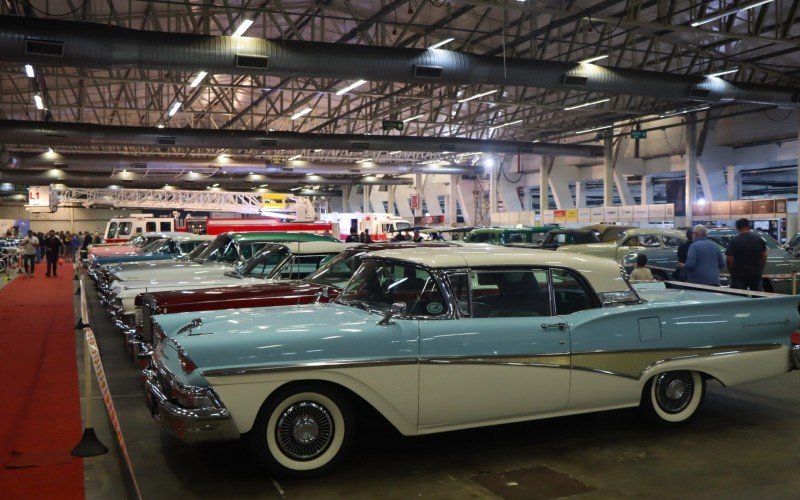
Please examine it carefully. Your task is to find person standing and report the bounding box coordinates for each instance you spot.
[726,218,768,291]
[43,230,63,277]
[682,224,725,286]
[630,253,654,281]
[93,231,102,245]
[70,232,80,262]
[673,228,693,281]
[412,229,424,243]
[361,229,372,243]
[81,231,93,260]
[344,228,358,243]
[20,230,39,276]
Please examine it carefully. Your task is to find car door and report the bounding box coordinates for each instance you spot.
[417,268,571,430]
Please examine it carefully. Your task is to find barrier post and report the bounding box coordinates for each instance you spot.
[793,271,797,296]
[71,276,109,457]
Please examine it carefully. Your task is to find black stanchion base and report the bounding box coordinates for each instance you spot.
[73,273,79,281]
[71,427,109,457]
[75,285,81,296]
[75,319,88,329]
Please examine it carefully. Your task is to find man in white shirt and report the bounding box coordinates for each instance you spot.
[20,230,39,276]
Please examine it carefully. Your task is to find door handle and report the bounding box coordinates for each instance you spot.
[541,322,568,331]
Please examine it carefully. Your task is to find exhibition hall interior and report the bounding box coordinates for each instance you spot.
[2,0,800,498]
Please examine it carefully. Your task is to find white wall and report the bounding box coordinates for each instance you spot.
[0,202,136,233]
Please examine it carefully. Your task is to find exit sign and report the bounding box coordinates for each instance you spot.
[382,120,404,131]
[631,130,647,139]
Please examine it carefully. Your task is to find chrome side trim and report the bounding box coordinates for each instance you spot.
[201,357,420,377]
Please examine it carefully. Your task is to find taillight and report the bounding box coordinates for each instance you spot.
[791,331,800,345]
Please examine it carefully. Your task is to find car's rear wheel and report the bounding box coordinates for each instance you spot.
[249,384,354,478]
[641,370,705,425]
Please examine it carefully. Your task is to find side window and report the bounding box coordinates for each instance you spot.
[246,250,289,278]
[622,236,639,247]
[160,221,172,231]
[641,235,660,247]
[448,272,470,316]
[470,270,550,318]
[278,255,330,280]
[506,232,525,244]
[106,222,117,239]
[117,222,132,236]
[662,236,683,248]
[146,222,157,232]
[551,269,597,315]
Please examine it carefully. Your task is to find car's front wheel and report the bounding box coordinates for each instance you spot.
[249,384,355,478]
[641,370,705,425]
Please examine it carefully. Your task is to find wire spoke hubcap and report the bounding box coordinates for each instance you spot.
[655,371,694,414]
[276,401,334,461]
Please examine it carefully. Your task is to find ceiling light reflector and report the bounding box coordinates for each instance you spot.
[291,107,313,120]
[428,37,455,50]
[336,80,367,95]
[489,119,523,131]
[232,19,254,37]
[168,101,182,117]
[457,90,498,103]
[402,114,425,123]
[564,98,611,111]
[705,68,739,78]
[34,94,44,110]
[189,71,208,88]
[579,54,608,64]
[24,64,34,78]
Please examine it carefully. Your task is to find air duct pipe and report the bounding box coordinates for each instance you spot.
[0,15,797,107]
[12,152,483,175]
[0,170,412,189]
[0,120,601,157]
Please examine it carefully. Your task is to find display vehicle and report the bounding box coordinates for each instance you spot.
[143,246,800,477]
[87,231,187,259]
[87,234,214,280]
[463,226,557,246]
[581,224,635,242]
[538,228,602,250]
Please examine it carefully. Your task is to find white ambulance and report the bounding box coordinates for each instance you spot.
[103,214,176,243]
[321,213,412,241]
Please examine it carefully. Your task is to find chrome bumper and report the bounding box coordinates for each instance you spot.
[143,365,239,444]
[791,344,800,371]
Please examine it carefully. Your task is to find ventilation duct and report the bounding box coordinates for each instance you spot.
[0,120,603,157]
[0,15,797,107]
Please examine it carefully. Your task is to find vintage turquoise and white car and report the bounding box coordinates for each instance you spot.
[143,246,800,478]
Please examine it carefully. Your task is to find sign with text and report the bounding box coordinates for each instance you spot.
[603,206,619,221]
[633,205,649,220]
[590,207,605,222]
[578,208,591,222]
[648,204,667,219]
[565,209,578,222]
[619,206,634,221]
[542,210,555,224]
[692,202,710,217]
[409,194,419,210]
[730,200,752,216]
[752,199,775,215]
[27,185,50,206]
[382,120,404,131]
[711,201,731,218]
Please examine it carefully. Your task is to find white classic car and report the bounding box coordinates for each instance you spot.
[144,246,800,477]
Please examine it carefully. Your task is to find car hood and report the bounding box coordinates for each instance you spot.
[147,281,330,311]
[157,303,410,372]
[115,276,265,299]
[113,262,229,282]
[90,245,140,257]
[95,254,173,266]
[557,243,616,255]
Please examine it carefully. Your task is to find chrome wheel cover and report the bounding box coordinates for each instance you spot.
[655,371,694,414]
[275,401,334,461]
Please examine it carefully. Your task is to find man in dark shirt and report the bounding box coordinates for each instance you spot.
[344,228,358,243]
[42,230,63,277]
[726,218,768,291]
[674,228,693,281]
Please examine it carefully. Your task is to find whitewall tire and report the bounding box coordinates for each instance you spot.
[249,384,355,478]
[641,370,705,426]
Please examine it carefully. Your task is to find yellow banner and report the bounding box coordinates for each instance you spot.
[261,193,288,209]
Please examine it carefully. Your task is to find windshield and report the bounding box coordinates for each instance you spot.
[338,260,447,317]
[395,221,412,232]
[465,232,495,243]
[141,239,167,254]
[179,241,210,261]
[195,235,233,262]
[128,234,148,247]
[238,245,291,278]
[787,235,800,248]
[306,249,365,288]
[709,230,779,249]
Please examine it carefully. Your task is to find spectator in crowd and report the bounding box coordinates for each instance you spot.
[81,231,93,260]
[673,228,694,281]
[93,231,102,244]
[20,230,39,277]
[726,218,768,291]
[392,231,406,242]
[70,232,81,261]
[344,228,359,243]
[412,229,424,243]
[35,232,45,263]
[361,229,372,243]
[42,230,63,277]
[681,224,725,286]
[630,253,654,281]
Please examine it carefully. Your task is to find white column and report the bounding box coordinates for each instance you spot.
[726,166,738,200]
[603,133,614,206]
[575,181,587,208]
[362,185,371,212]
[539,156,550,219]
[448,175,458,225]
[641,175,654,205]
[685,119,697,223]
[387,186,396,216]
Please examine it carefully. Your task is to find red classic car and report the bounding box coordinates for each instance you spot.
[131,241,457,360]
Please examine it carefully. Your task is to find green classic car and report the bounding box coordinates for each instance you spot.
[464,226,558,246]
[558,228,686,278]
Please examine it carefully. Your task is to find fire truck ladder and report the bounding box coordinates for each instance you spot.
[53,187,264,214]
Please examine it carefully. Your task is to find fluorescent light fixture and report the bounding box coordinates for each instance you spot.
[189,71,208,88]
[428,37,455,50]
[457,89,498,103]
[356,158,373,163]
[388,151,401,154]
[156,124,165,128]
[291,107,313,120]
[34,94,44,110]
[659,106,711,118]
[579,54,608,64]
[287,154,302,161]
[402,114,425,123]
[24,64,34,78]
[47,147,54,154]
[313,149,322,152]
[705,68,739,78]
[168,100,182,117]
[212,183,219,187]
[691,0,774,27]
[574,125,612,135]
[232,19,254,37]
[488,119,523,131]
[564,98,610,111]
[335,80,367,95]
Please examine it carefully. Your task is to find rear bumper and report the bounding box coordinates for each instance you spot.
[791,344,800,371]
[143,365,239,444]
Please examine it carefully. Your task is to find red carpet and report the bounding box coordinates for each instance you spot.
[0,264,84,499]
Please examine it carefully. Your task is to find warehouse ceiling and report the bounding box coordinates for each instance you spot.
[1,0,800,190]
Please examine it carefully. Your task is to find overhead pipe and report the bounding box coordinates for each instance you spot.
[0,169,412,189]
[12,151,483,175]
[0,15,797,107]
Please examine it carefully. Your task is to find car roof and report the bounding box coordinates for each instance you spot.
[141,231,187,238]
[471,226,557,234]
[168,234,216,241]
[620,228,686,238]
[261,241,348,253]
[366,245,629,293]
[547,228,595,235]
[226,231,333,242]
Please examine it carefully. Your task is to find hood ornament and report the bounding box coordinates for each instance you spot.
[177,318,203,335]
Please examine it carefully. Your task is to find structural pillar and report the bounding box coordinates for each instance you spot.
[574,181,587,208]
[448,175,458,225]
[539,156,551,223]
[362,185,370,212]
[685,119,697,223]
[641,175,654,205]
[387,186,395,216]
[603,133,614,207]
[726,166,738,201]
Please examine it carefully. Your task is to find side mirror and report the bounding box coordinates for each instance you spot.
[378,302,406,325]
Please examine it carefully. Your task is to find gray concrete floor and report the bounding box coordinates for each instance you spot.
[76,279,800,499]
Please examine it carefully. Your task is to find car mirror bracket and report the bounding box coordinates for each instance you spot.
[378,302,406,326]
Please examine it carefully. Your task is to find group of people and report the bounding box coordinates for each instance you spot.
[344,228,373,243]
[631,218,767,290]
[18,229,102,277]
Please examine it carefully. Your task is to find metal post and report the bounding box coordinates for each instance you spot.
[685,119,698,224]
[603,133,614,208]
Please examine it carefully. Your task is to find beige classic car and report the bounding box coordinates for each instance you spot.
[558,228,686,274]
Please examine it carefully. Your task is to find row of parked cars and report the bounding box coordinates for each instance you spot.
[84,226,800,478]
